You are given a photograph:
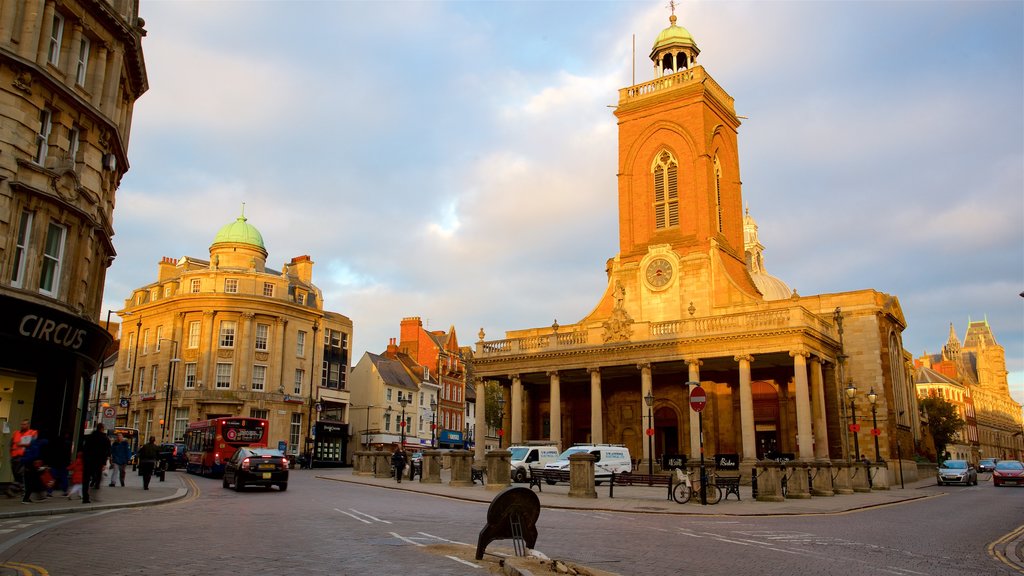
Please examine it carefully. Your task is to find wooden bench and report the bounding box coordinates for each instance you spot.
[608,472,675,500]
[716,474,741,501]
[527,467,571,491]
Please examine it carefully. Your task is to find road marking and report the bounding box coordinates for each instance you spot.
[1,561,49,575]
[390,532,425,547]
[418,532,470,546]
[445,555,481,568]
[346,509,391,524]
[334,508,371,524]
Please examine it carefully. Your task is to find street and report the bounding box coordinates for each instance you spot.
[0,470,1020,575]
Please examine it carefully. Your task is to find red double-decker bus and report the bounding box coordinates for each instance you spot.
[184,417,269,477]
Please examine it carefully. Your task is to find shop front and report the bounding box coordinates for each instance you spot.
[311,421,349,467]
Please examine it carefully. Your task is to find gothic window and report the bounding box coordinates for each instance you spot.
[652,151,679,230]
[714,156,723,233]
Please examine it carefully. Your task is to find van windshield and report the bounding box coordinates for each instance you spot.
[509,447,529,461]
[556,447,590,460]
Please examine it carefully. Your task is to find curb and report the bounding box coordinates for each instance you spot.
[0,487,189,520]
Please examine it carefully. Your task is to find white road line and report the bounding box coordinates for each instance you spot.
[418,532,470,546]
[0,530,11,534]
[348,508,392,524]
[334,508,371,524]
[446,555,481,568]
[390,532,425,547]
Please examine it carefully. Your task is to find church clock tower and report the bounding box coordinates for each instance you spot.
[584,12,762,327]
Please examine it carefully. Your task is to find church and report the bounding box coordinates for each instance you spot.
[470,13,920,479]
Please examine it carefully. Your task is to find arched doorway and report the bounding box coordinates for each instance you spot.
[654,406,680,461]
[752,381,780,459]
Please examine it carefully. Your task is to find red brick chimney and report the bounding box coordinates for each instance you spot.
[385,337,399,359]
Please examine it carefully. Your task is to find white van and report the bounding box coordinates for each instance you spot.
[509,445,559,482]
[544,444,632,483]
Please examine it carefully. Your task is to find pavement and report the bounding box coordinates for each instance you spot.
[0,466,1020,573]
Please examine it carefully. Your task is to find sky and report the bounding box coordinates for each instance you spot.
[104,1,1024,406]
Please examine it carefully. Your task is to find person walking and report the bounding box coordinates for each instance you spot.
[136,436,160,490]
[108,433,131,487]
[19,433,46,503]
[81,423,110,504]
[66,452,84,499]
[43,432,70,497]
[391,449,407,484]
[8,419,37,497]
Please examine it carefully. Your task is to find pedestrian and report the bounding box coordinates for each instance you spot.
[43,432,71,497]
[20,433,46,503]
[136,436,160,490]
[66,452,84,499]
[108,433,130,487]
[81,423,110,504]
[391,449,407,484]
[8,419,37,497]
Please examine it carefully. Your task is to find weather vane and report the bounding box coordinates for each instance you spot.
[667,1,677,16]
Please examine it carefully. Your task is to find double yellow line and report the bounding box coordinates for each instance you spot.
[989,523,1024,574]
[0,561,49,575]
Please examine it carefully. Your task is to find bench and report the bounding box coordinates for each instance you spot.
[715,474,741,501]
[608,472,675,500]
[471,467,485,485]
[527,467,571,491]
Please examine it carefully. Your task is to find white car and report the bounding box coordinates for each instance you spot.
[544,444,632,484]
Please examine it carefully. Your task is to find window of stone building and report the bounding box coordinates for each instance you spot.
[252,365,266,391]
[35,109,52,165]
[263,282,274,297]
[250,408,269,420]
[224,278,238,293]
[294,369,304,395]
[296,331,306,357]
[144,410,153,441]
[290,414,301,454]
[155,326,163,351]
[142,329,150,354]
[137,366,145,391]
[173,408,189,442]
[255,323,269,351]
[164,285,172,297]
[47,13,64,66]
[296,292,305,305]
[188,321,200,348]
[219,321,236,348]
[68,126,80,163]
[386,388,393,402]
[215,363,232,388]
[151,365,158,392]
[184,363,197,388]
[126,333,135,368]
[10,211,32,288]
[38,222,65,296]
[652,150,679,229]
[75,36,89,86]
[191,278,201,293]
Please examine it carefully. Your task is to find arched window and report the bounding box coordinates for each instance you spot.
[652,151,679,229]
[713,156,723,233]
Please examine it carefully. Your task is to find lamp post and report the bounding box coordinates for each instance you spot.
[868,387,881,462]
[846,381,860,461]
[159,339,180,443]
[361,404,375,450]
[430,399,437,448]
[398,396,409,449]
[384,406,393,448]
[644,390,655,476]
[496,395,506,448]
[306,320,320,468]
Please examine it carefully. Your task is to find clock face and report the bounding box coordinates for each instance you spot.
[646,258,674,288]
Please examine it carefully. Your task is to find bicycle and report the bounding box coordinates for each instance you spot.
[672,469,722,504]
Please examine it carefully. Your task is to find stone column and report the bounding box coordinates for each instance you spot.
[810,462,835,496]
[686,358,702,460]
[373,451,391,479]
[568,452,597,498]
[784,461,811,499]
[237,313,254,390]
[421,450,442,484]
[90,42,108,108]
[33,0,52,64]
[101,45,123,117]
[274,318,287,389]
[548,371,561,450]
[810,357,829,461]
[790,350,814,461]
[832,462,854,495]
[485,450,512,490]
[589,367,603,444]
[66,22,83,79]
[0,1,19,45]
[449,450,474,487]
[510,374,523,445]
[638,362,652,468]
[474,378,486,461]
[754,462,785,502]
[201,311,217,389]
[735,355,756,464]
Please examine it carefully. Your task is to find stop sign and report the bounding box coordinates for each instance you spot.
[689,385,707,413]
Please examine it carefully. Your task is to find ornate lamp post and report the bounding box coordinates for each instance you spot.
[496,395,506,448]
[644,390,655,476]
[398,396,410,449]
[846,381,860,461]
[430,399,438,448]
[868,387,882,462]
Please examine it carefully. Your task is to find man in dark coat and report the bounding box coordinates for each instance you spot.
[391,449,407,484]
[136,436,160,490]
[82,423,110,504]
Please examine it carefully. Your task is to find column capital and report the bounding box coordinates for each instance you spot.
[636,362,651,372]
[809,354,824,365]
[241,312,255,320]
[789,349,810,359]
[203,310,216,318]
[734,354,754,364]
[684,357,703,368]
[587,366,601,375]
[508,373,520,382]
[546,370,559,378]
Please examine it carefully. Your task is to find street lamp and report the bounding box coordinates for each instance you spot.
[496,395,506,448]
[361,404,375,450]
[384,405,393,447]
[846,381,860,462]
[159,339,180,443]
[398,396,410,449]
[306,320,320,469]
[868,387,881,462]
[644,390,655,476]
[430,399,438,448]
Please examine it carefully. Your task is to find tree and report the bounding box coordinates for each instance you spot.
[483,381,504,430]
[919,396,965,462]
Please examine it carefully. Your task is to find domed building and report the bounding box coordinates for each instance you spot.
[743,207,793,301]
[108,212,354,467]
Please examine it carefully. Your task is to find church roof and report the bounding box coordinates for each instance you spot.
[751,272,793,301]
[213,214,265,250]
[914,365,961,386]
[652,14,697,53]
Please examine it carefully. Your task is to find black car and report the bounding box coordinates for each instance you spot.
[159,443,188,471]
[222,447,289,492]
[978,458,999,473]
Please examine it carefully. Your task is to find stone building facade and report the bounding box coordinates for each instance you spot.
[110,213,353,465]
[0,0,146,460]
[471,15,920,476]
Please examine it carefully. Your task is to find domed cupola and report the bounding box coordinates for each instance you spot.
[743,207,793,301]
[650,13,700,77]
[210,208,268,271]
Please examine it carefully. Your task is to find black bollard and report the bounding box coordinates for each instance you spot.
[751,466,759,499]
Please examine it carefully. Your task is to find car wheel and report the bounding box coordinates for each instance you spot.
[937,481,944,486]
[235,479,244,492]
[514,468,527,483]
[279,483,288,492]
[222,476,229,488]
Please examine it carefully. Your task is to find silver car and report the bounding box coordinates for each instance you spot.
[937,459,978,486]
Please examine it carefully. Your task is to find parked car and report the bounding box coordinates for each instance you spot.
[509,445,559,483]
[992,460,1024,487]
[544,444,632,484]
[222,447,289,491]
[159,443,187,471]
[936,460,977,486]
[978,458,999,473]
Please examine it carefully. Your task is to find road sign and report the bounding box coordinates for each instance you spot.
[103,407,116,418]
[119,398,129,408]
[849,423,861,433]
[689,385,707,413]
[646,428,655,437]
[315,402,322,412]
[870,428,881,436]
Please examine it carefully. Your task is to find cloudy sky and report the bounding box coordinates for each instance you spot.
[104,1,1024,405]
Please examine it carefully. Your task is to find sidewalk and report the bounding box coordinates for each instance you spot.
[0,467,188,519]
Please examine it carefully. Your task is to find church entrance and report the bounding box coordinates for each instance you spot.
[654,407,679,461]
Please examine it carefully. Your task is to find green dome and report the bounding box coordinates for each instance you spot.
[213,215,265,250]
[652,15,696,51]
